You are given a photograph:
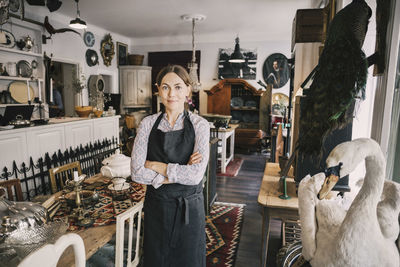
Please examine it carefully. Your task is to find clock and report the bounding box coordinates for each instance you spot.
[83,31,95,47]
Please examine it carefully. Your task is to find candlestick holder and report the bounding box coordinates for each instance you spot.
[279,176,291,200]
[32,100,49,125]
[67,176,94,227]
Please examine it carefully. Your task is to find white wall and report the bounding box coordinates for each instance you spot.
[23,6,132,105]
[131,38,291,114]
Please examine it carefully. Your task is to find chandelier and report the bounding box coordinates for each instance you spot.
[182,14,206,93]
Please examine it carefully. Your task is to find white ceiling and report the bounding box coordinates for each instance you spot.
[55,0,314,40]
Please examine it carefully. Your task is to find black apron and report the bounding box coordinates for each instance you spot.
[143,111,206,267]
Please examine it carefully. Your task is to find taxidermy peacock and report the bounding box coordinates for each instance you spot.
[297,0,374,158]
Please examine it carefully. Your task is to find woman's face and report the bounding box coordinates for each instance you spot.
[158,72,190,112]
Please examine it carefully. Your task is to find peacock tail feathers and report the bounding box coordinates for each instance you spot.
[297,0,371,157]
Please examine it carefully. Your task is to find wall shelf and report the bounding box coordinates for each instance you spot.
[0,103,40,107]
[0,76,44,82]
[0,47,42,57]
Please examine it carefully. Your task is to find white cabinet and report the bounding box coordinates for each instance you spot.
[0,131,28,171]
[0,116,120,171]
[119,66,152,107]
[65,121,94,149]
[27,125,66,160]
[93,118,118,141]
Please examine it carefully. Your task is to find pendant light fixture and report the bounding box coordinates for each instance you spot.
[69,0,87,29]
[181,14,206,93]
[229,36,245,63]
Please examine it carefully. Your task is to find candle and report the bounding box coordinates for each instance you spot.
[26,80,31,103]
[38,79,42,102]
[50,78,53,103]
[73,171,79,182]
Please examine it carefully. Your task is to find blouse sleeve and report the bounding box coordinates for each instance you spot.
[131,116,165,189]
[166,118,210,185]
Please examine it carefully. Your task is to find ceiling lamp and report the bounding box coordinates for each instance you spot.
[182,14,206,93]
[69,0,87,29]
[229,36,245,63]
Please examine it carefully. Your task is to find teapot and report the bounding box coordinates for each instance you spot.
[24,36,34,51]
[100,150,131,178]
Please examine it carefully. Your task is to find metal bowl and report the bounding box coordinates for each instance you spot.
[64,190,99,208]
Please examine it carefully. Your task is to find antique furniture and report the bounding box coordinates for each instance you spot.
[100,34,115,67]
[211,124,238,173]
[49,161,82,193]
[257,163,298,267]
[205,79,264,150]
[115,200,144,267]
[0,178,23,201]
[291,8,327,51]
[18,233,85,267]
[119,66,152,108]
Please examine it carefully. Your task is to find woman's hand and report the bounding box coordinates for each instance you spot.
[145,160,167,177]
[188,151,202,165]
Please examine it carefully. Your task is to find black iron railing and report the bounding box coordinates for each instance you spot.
[0,137,119,201]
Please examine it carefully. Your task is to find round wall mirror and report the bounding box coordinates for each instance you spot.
[262,53,290,89]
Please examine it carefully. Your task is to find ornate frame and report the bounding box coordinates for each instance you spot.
[100,34,115,67]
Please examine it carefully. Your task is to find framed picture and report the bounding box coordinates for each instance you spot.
[218,48,257,80]
[117,42,128,66]
[262,53,290,89]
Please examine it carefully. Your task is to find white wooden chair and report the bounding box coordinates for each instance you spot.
[115,200,144,267]
[18,233,85,267]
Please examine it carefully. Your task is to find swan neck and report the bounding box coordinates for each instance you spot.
[359,150,386,202]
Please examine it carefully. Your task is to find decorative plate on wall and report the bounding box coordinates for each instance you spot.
[85,49,99,67]
[9,0,20,12]
[0,29,16,48]
[83,31,95,47]
[8,81,35,103]
[17,60,32,77]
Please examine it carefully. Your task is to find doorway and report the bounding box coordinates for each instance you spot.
[51,61,78,117]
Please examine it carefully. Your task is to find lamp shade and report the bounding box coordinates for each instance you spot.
[229,37,245,63]
[69,17,87,29]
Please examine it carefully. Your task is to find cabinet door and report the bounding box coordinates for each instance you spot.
[93,118,119,143]
[137,69,151,106]
[121,69,137,106]
[27,126,66,161]
[65,121,93,149]
[0,131,28,172]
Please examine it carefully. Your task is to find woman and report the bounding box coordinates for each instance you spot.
[131,65,210,267]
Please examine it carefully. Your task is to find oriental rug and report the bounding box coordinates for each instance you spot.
[217,157,244,177]
[206,202,245,267]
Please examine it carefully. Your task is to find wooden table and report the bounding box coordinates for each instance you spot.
[257,163,298,267]
[211,124,238,173]
[56,175,146,266]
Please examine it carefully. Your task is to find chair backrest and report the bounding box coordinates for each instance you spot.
[115,200,144,267]
[49,161,82,193]
[18,233,85,267]
[0,179,23,201]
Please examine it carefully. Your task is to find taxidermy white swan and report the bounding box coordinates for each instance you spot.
[298,138,400,267]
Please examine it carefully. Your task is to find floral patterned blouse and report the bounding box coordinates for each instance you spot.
[131,111,210,189]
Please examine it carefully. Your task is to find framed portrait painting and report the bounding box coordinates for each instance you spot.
[262,53,290,89]
[117,42,128,66]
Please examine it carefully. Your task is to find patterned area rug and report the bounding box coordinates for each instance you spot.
[206,202,245,267]
[217,158,244,177]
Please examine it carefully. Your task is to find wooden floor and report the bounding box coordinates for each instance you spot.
[216,154,282,267]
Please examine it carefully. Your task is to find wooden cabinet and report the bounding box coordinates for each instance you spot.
[119,66,152,107]
[205,79,264,149]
